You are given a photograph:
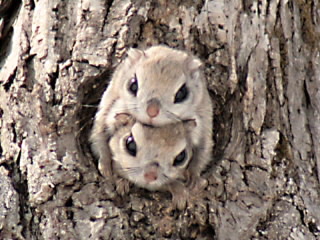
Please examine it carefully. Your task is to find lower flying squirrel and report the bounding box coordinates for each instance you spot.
[109,114,196,210]
[90,45,213,190]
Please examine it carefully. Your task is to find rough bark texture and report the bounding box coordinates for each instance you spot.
[0,0,320,239]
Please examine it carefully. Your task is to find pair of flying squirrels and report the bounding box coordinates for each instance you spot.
[90,45,213,210]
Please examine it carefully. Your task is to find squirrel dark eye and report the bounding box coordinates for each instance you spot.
[173,150,187,167]
[125,135,137,157]
[174,84,188,103]
[128,75,138,96]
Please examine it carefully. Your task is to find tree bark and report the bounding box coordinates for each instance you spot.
[0,0,320,239]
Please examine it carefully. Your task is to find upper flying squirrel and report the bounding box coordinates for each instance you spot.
[90,45,213,188]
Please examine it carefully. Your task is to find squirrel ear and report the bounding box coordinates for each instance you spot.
[183,119,197,132]
[185,56,202,73]
[127,48,145,63]
[185,56,203,80]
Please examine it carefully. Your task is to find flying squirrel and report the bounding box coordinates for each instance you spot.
[90,45,213,193]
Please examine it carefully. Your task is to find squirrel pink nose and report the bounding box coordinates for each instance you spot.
[147,104,160,118]
[144,171,158,182]
[146,98,161,118]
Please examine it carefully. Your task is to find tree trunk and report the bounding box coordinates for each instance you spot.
[0,0,319,239]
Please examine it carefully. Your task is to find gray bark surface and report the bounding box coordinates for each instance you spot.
[0,0,319,239]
